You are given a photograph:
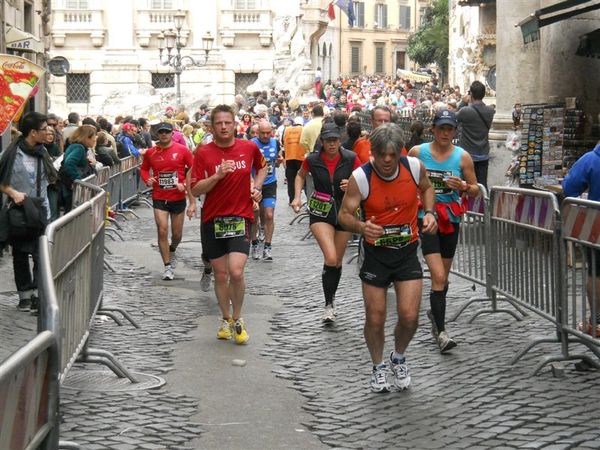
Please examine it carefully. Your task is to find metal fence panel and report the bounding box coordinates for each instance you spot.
[0,331,59,450]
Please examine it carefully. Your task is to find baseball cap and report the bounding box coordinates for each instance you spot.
[433,109,458,128]
[156,122,173,132]
[320,123,341,140]
[122,123,136,132]
[165,106,174,112]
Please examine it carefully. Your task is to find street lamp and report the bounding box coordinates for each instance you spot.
[157,10,214,106]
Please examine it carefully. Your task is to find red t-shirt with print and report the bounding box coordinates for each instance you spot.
[140,142,193,201]
[191,139,266,223]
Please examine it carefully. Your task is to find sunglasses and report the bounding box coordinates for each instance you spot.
[157,130,172,134]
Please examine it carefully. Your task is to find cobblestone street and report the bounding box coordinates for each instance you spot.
[1,179,599,449]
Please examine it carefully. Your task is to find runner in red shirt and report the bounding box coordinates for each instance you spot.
[140,122,196,281]
[190,105,266,344]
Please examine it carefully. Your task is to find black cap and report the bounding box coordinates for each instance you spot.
[320,123,341,140]
[433,109,458,128]
[156,122,173,132]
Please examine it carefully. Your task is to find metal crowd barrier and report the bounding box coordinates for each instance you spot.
[450,185,526,322]
[559,198,600,364]
[0,331,59,449]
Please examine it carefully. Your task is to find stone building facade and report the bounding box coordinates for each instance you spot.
[338,0,430,77]
[47,0,339,119]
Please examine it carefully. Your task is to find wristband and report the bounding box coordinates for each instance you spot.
[424,209,438,220]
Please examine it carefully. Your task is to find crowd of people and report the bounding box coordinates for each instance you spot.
[1,72,596,393]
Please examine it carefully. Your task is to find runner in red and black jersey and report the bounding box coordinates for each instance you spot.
[190,104,267,345]
[140,121,195,281]
[339,123,437,393]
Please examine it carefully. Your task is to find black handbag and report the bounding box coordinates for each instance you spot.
[5,158,48,241]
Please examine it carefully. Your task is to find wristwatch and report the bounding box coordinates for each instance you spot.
[424,209,438,220]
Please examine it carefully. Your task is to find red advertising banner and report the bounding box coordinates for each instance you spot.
[0,54,45,135]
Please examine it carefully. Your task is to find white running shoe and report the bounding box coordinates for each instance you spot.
[200,271,212,292]
[370,364,391,393]
[438,331,457,353]
[162,265,174,281]
[389,352,411,390]
[263,246,273,261]
[322,304,335,323]
[251,244,261,260]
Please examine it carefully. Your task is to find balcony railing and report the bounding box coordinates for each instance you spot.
[51,9,106,47]
[220,8,271,32]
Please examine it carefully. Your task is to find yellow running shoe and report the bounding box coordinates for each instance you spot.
[233,318,249,344]
[217,318,233,340]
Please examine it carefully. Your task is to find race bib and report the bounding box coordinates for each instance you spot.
[374,224,412,248]
[214,216,246,239]
[266,161,275,176]
[308,191,333,218]
[158,171,178,189]
[427,169,452,194]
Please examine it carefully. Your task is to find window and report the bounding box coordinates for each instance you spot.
[375,46,384,74]
[399,5,411,29]
[234,0,257,9]
[152,73,175,89]
[235,73,258,95]
[65,0,88,8]
[374,3,387,28]
[151,0,173,9]
[353,2,365,27]
[351,45,361,74]
[66,73,90,103]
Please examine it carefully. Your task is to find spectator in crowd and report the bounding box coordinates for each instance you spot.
[405,120,425,151]
[95,132,118,167]
[563,141,600,337]
[62,111,80,145]
[116,123,141,158]
[182,124,196,152]
[139,118,153,148]
[0,112,58,313]
[61,124,98,212]
[456,80,495,188]
[46,113,64,153]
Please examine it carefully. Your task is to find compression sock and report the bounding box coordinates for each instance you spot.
[391,351,405,364]
[332,266,342,294]
[430,290,446,332]
[322,264,338,306]
[264,242,271,248]
[169,244,177,253]
[251,240,258,246]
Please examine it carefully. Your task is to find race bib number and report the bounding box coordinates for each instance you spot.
[427,169,452,194]
[374,224,412,248]
[158,171,178,189]
[214,216,246,239]
[308,191,333,218]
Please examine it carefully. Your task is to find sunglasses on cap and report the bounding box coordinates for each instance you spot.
[157,129,172,134]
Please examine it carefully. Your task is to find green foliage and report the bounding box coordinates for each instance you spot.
[407,0,449,78]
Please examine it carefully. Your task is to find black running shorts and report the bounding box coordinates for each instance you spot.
[418,220,460,259]
[201,218,251,260]
[359,241,423,287]
[153,199,186,214]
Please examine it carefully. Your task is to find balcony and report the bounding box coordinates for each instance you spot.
[219,8,272,47]
[51,9,106,47]
[135,9,190,47]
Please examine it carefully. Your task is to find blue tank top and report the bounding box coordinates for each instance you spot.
[251,137,278,185]
[418,143,464,222]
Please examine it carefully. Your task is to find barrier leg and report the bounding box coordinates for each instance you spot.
[106,227,124,241]
[301,229,313,241]
[59,441,83,450]
[532,354,600,376]
[96,311,123,326]
[297,214,310,224]
[104,245,112,255]
[80,348,139,383]
[509,337,560,365]
[106,217,123,230]
[104,260,116,273]
[118,209,140,219]
[290,212,308,225]
[98,307,140,328]
[114,212,130,221]
[468,306,524,323]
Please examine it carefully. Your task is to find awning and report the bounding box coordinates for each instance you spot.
[5,26,44,53]
[517,0,600,44]
[458,0,495,6]
[396,69,432,84]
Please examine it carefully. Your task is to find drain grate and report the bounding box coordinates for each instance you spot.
[62,370,165,392]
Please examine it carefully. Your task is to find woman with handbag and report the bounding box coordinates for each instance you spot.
[0,112,58,313]
[59,124,98,212]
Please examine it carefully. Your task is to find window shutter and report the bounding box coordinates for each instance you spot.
[383,5,388,28]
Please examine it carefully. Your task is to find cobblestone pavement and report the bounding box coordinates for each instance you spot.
[2,173,600,449]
